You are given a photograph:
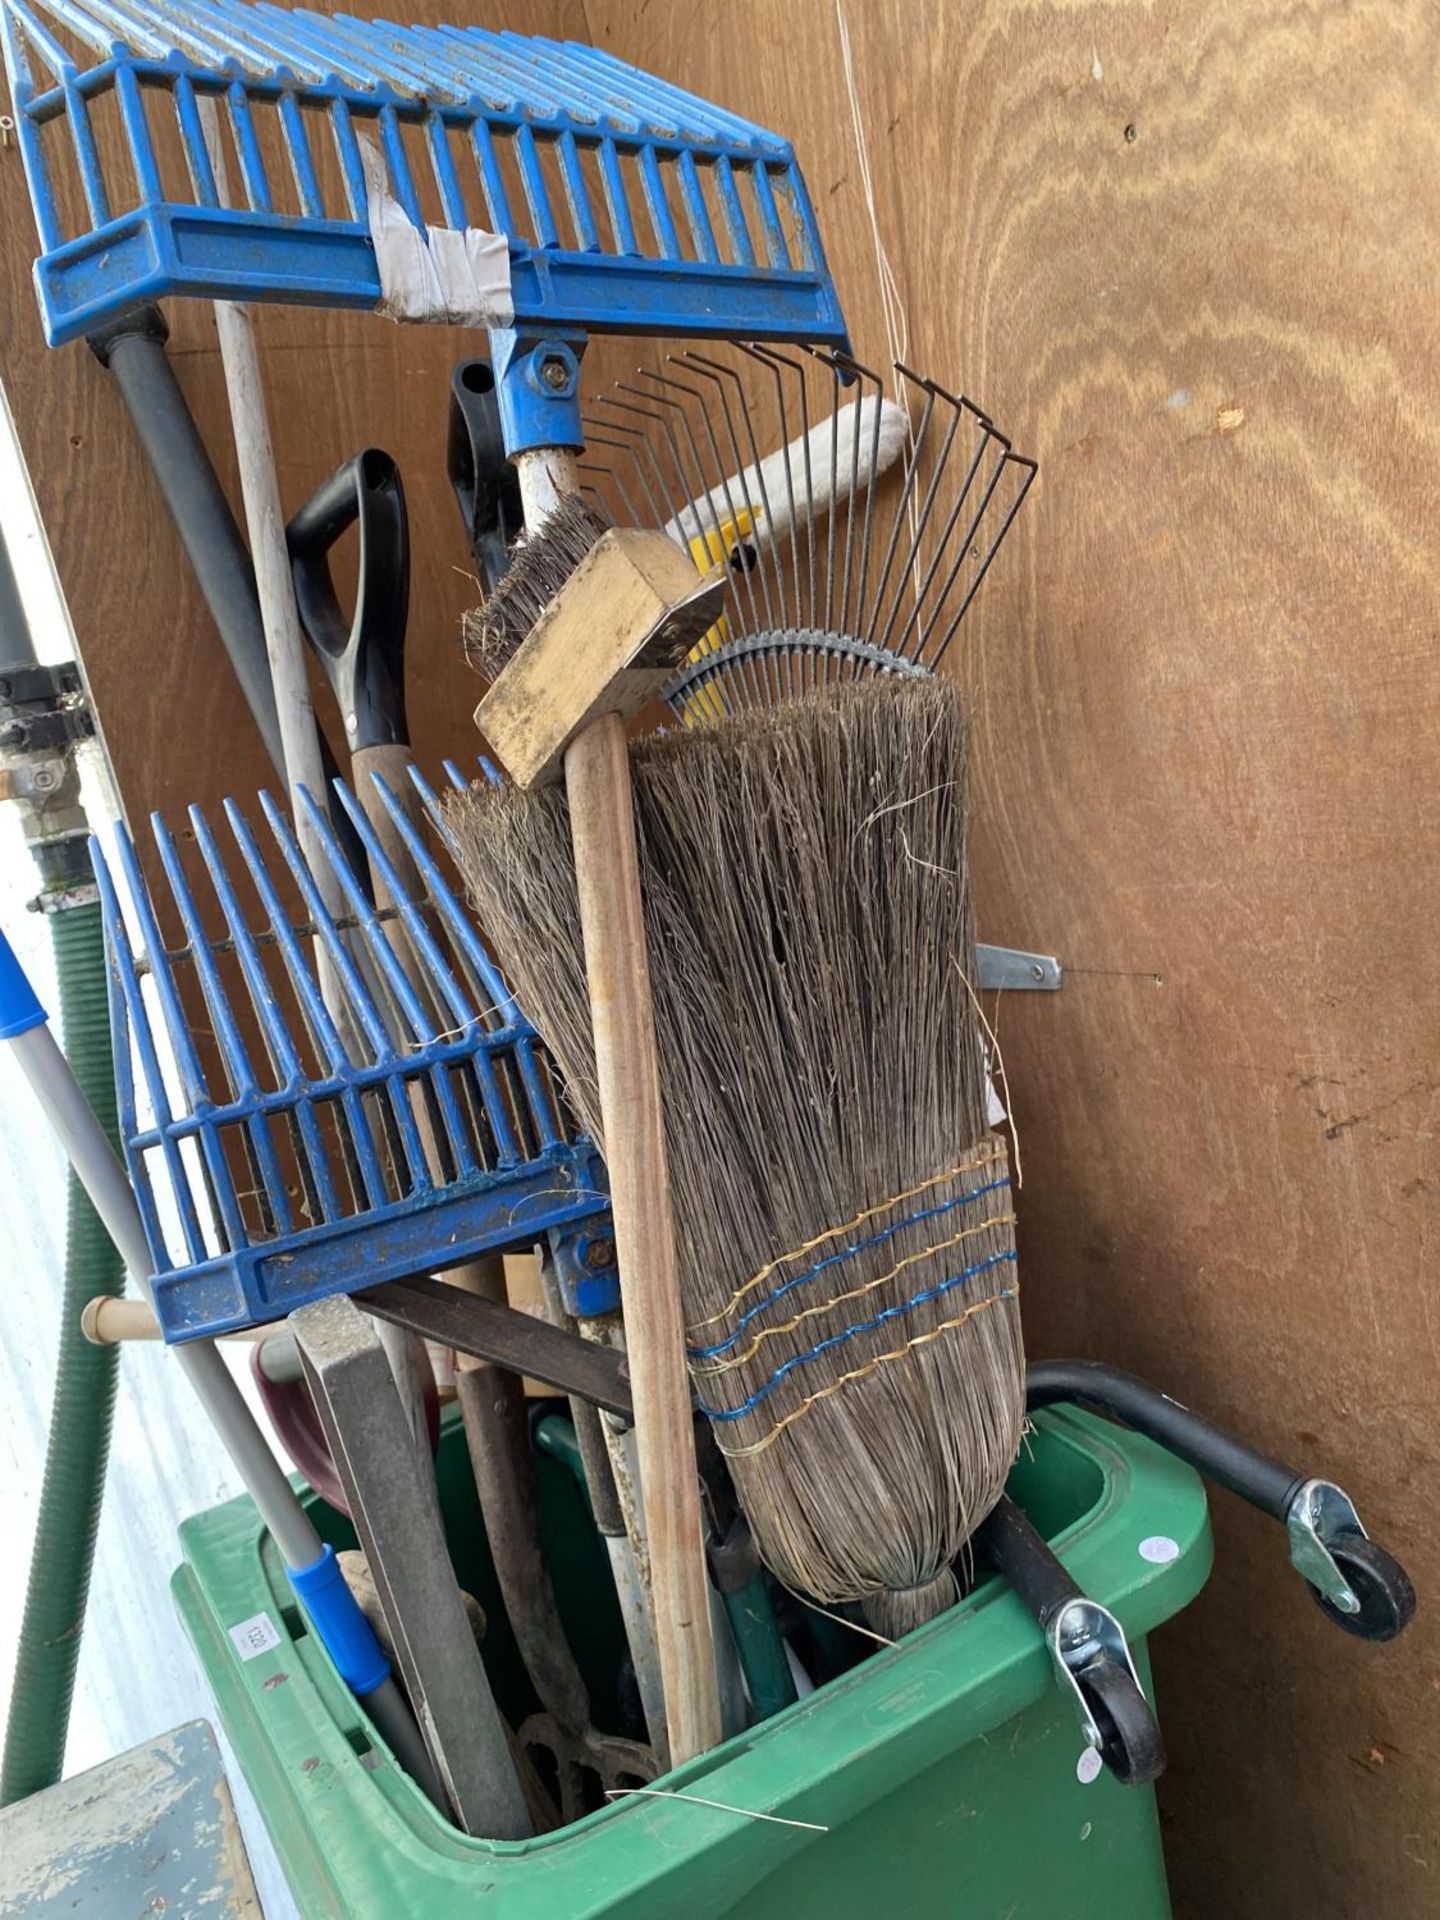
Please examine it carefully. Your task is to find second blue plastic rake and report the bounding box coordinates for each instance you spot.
[1,0,848,349]
[94,764,617,1341]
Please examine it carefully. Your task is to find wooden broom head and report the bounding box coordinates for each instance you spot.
[447,676,1025,1628]
[464,495,728,790]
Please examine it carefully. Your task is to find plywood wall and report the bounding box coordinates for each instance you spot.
[2,3,1435,1915]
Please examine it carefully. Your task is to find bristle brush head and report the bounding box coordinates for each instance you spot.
[463,494,613,679]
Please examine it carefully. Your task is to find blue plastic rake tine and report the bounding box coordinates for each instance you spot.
[90,834,209,1267]
[362,772,538,1164]
[173,72,220,203]
[400,766,524,1033]
[710,155,754,268]
[595,137,637,256]
[150,812,296,1239]
[337,778,486,1032]
[2,0,72,92]
[747,162,788,270]
[253,793,433,1201]
[317,6,437,98]
[107,820,257,1256]
[390,22,473,104]
[675,149,718,264]
[635,143,680,260]
[424,23,525,115]
[126,0,228,67]
[327,96,367,219]
[250,1,369,86]
[412,23,526,113]
[448,29,565,122]
[557,128,598,252]
[222,798,391,1212]
[289,786,475,1184]
[189,803,343,1223]
[374,102,423,228]
[256,791,398,1063]
[98,867,160,1260]
[326,780,486,1179]
[512,123,558,249]
[291,784,443,1049]
[111,59,164,199]
[277,87,324,216]
[514,40,604,132]
[551,36,753,145]
[107,851,234,1263]
[77,0,177,62]
[458,115,506,231]
[422,108,466,228]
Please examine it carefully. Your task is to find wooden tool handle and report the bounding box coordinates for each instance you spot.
[563,711,722,1765]
[350,741,425,901]
[351,736,509,1367]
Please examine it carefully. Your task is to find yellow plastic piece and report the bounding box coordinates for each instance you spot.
[680,507,759,724]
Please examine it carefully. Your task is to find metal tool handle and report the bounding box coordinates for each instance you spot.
[87,302,369,877]
[448,358,523,595]
[975,1494,1165,1787]
[287,449,409,752]
[1027,1361,1416,1642]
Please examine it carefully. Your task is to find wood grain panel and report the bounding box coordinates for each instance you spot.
[577,4,1438,1917]
[3,1,1436,1912]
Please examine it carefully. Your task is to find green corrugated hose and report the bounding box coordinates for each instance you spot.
[0,899,126,1806]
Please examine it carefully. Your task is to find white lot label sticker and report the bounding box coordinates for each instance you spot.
[1138,1535,1181,1565]
[229,1612,282,1661]
[1076,1747,1104,1785]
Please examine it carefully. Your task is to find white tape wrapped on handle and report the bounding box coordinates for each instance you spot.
[362,137,514,327]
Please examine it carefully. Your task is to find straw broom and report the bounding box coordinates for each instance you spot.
[449,666,1024,1634]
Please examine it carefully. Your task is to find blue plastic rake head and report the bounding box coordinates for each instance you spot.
[1,0,848,351]
[93,763,616,1341]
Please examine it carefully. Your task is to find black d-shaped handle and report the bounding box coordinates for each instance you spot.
[287,448,410,753]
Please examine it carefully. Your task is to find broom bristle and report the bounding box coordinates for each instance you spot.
[446,678,1024,1625]
[462,493,613,678]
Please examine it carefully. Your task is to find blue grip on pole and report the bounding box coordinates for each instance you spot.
[287,1544,390,1697]
[0,924,48,1039]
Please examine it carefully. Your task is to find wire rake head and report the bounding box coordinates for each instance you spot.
[93,762,616,1340]
[576,343,1037,717]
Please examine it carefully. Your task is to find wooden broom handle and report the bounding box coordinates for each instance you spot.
[563,710,722,1764]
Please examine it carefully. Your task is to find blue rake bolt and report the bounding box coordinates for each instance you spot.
[0,921,443,1807]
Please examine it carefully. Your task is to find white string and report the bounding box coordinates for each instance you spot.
[604,1788,830,1832]
[834,0,910,382]
[834,0,923,592]
[955,959,1024,1190]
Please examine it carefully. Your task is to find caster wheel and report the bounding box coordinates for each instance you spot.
[1307,1532,1416,1642]
[1080,1658,1166,1787]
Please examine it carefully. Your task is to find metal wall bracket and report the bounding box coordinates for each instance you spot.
[975,943,1063,991]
